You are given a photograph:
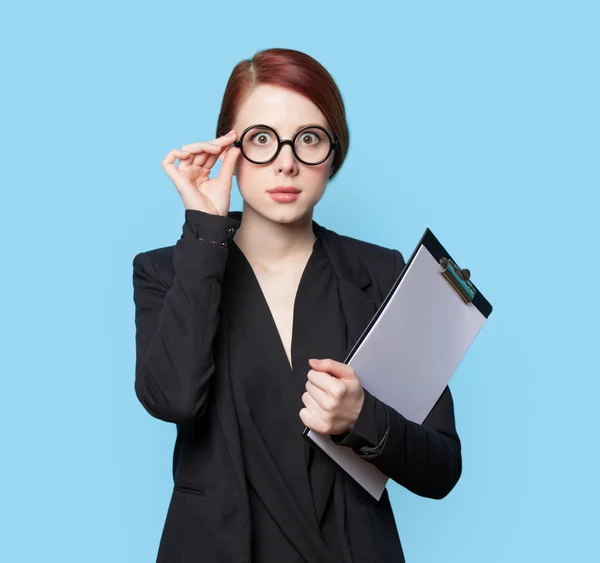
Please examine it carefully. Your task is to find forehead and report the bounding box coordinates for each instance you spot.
[235,84,329,135]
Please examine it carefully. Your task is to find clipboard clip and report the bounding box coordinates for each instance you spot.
[439,257,477,304]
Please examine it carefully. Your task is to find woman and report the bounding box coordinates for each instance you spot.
[132,47,462,563]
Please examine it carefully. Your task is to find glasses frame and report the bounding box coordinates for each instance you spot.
[232,124,339,166]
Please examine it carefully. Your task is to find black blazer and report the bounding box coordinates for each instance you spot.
[132,210,462,563]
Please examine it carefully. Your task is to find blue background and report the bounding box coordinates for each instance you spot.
[1,1,598,561]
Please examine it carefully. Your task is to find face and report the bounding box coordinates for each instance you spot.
[224,84,335,225]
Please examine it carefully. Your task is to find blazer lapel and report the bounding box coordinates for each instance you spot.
[314,222,379,353]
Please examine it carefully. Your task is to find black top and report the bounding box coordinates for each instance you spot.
[224,235,385,561]
[132,209,463,563]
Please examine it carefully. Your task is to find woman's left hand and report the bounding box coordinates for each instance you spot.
[300,358,364,435]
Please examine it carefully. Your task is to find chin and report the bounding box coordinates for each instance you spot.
[263,204,313,225]
[243,194,320,225]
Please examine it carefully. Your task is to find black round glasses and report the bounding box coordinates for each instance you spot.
[232,124,339,166]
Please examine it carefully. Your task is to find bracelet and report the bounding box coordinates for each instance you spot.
[357,429,389,456]
[197,237,228,248]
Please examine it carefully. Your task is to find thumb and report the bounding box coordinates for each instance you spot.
[308,358,355,380]
[216,146,240,184]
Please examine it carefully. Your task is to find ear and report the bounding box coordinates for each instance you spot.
[328,161,336,178]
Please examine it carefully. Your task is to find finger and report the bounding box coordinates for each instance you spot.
[184,130,238,170]
[202,148,223,171]
[306,380,336,411]
[204,133,238,169]
[161,149,192,172]
[308,358,354,380]
[193,132,238,171]
[162,149,191,164]
[188,152,211,169]
[193,144,232,174]
[299,407,328,435]
[177,152,204,171]
[182,130,237,153]
[302,392,331,422]
[180,141,222,154]
[209,129,238,147]
[216,146,241,183]
[307,369,345,399]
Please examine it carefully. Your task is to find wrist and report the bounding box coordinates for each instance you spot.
[181,209,240,243]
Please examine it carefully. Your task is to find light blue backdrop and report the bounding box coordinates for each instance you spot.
[1,1,598,561]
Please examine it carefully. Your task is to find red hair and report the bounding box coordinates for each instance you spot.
[216,48,350,179]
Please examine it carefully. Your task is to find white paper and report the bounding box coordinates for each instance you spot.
[306,244,488,500]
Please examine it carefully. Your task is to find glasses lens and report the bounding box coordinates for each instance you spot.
[242,126,278,163]
[295,127,332,164]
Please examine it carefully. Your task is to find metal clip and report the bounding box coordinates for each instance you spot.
[439,257,476,303]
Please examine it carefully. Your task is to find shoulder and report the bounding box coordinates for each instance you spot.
[343,234,404,288]
[339,232,404,271]
[317,223,406,297]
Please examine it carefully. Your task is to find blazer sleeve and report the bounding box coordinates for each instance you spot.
[338,249,462,500]
[132,209,240,423]
[330,387,387,449]
[359,387,462,500]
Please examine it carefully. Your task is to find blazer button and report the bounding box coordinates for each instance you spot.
[227,227,236,235]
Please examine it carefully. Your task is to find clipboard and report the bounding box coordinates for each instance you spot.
[302,228,493,500]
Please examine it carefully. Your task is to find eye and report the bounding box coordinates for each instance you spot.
[249,130,274,145]
[298,131,321,146]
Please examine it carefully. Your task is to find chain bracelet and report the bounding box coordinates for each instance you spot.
[357,429,389,456]
[197,237,228,248]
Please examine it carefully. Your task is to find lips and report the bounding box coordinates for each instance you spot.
[267,186,301,194]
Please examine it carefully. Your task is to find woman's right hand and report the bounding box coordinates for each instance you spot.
[161,129,241,216]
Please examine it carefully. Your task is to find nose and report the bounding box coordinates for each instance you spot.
[273,141,298,176]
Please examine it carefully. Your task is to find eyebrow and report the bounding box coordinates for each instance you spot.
[246,123,331,135]
[293,123,328,133]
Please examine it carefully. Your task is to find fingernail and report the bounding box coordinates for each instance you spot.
[227,129,236,135]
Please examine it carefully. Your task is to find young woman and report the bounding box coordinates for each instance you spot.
[133,47,462,563]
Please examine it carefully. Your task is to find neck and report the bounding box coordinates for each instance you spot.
[233,203,317,269]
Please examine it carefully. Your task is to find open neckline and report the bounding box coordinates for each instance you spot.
[229,237,320,374]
